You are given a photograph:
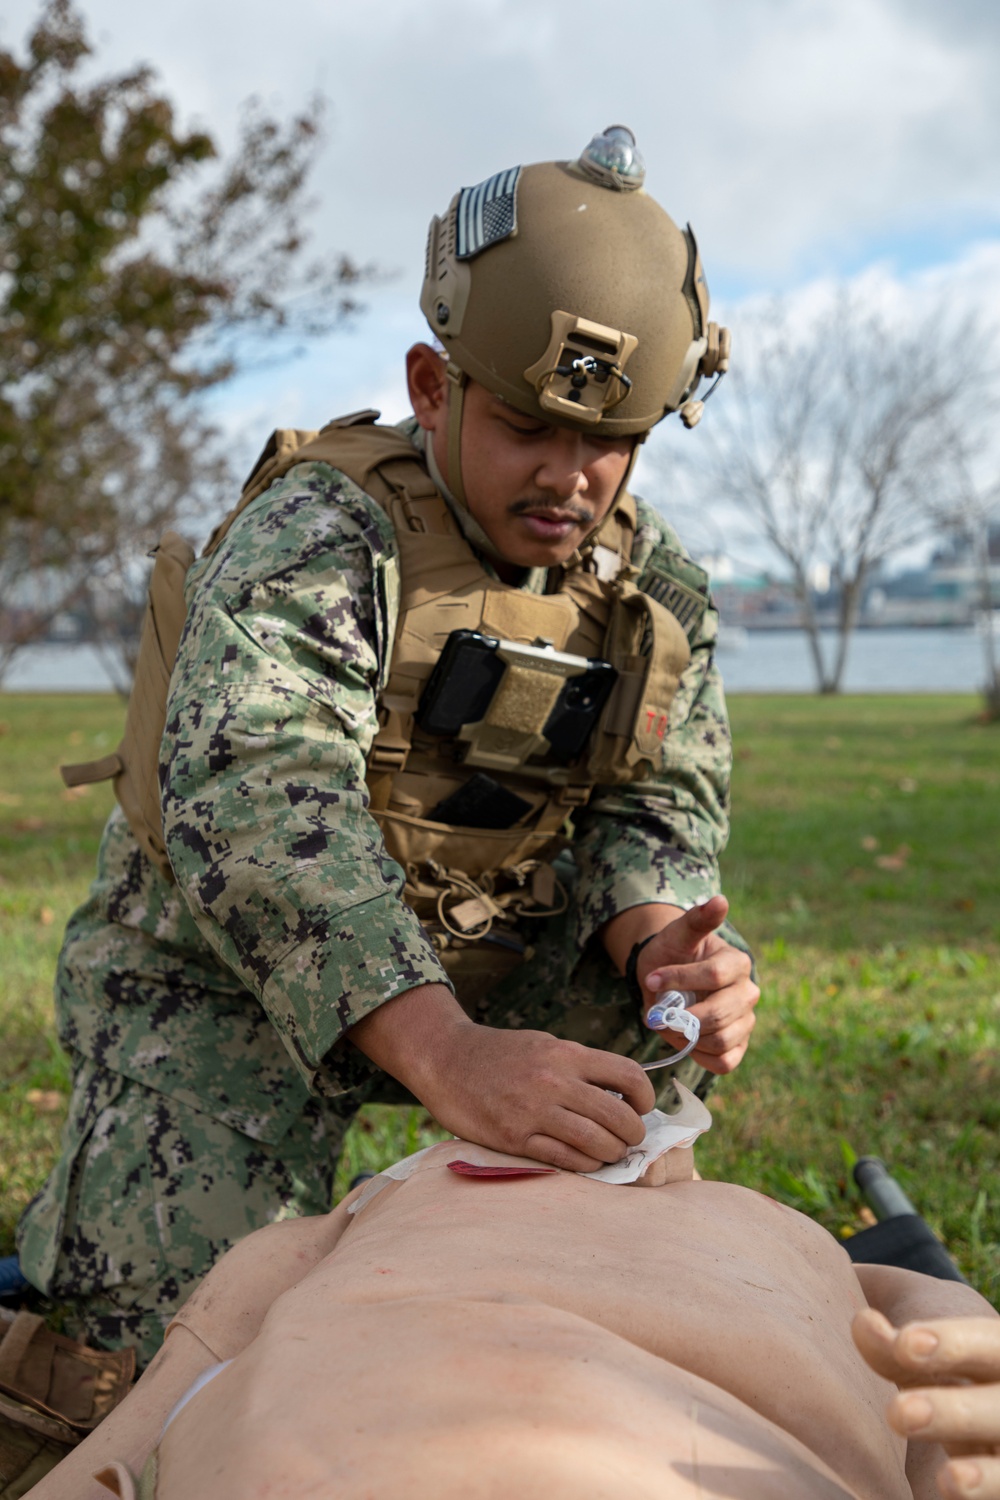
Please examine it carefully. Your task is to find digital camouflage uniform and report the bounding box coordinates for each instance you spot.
[18,421,743,1366]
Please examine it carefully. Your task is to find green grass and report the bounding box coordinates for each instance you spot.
[1,693,997,1303]
[703,695,999,1301]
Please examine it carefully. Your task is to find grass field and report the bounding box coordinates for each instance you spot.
[1,692,997,1303]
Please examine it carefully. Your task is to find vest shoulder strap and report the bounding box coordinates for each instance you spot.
[205,412,437,558]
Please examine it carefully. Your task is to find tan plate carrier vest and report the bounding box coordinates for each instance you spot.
[63,413,691,981]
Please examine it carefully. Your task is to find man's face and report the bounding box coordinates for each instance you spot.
[408,345,636,571]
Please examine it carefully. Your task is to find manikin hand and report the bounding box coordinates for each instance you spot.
[636,895,759,1074]
[853,1309,1000,1499]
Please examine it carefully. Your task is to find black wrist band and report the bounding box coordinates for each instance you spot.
[624,932,658,1008]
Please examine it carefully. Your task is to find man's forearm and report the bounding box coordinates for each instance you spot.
[600,903,684,975]
[347,982,474,1099]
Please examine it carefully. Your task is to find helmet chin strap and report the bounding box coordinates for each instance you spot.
[614,434,644,506]
[444,361,468,510]
[429,363,516,568]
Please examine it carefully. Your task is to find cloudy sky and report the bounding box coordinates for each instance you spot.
[4,0,999,494]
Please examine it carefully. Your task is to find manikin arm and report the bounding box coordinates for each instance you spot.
[30,1194,362,1500]
[853,1264,1000,1500]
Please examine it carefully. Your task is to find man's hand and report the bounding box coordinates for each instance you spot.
[417,1024,656,1173]
[853,1308,1000,1499]
[633,895,759,1075]
[349,983,655,1172]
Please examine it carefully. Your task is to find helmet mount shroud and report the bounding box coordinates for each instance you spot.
[419,125,731,510]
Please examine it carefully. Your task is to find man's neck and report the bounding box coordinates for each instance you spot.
[401,415,546,592]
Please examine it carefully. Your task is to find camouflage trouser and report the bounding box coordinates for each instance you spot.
[17,906,741,1367]
[16,1056,354,1368]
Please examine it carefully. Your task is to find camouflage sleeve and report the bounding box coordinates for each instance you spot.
[570,498,734,950]
[162,460,451,1097]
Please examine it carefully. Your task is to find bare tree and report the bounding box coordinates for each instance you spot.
[0,1,371,684]
[924,424,1000,719]
[0,375,229,690]
[674,293,993,693]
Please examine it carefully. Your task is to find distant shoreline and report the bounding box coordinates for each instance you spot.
[1,628,990,696]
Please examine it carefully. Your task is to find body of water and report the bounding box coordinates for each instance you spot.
[715,627,991,694]
[0,628,993,695]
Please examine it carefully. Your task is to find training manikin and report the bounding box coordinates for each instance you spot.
[32,1099,999,1500]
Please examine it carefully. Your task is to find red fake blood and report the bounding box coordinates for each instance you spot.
[447,1162,558,1179]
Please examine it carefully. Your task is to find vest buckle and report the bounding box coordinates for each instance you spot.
[368,739,409,774]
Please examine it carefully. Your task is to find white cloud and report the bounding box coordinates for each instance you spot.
[3,0,998,287]
[6,0,998,543]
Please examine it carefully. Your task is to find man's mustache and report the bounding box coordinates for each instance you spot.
[507,496,595,525]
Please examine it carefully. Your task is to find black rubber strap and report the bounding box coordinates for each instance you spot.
[624,932,658,1008]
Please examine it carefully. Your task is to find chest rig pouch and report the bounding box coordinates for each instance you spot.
[61,414,692,995]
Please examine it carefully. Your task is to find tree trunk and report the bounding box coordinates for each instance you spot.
[827,575,864,694]
[795,573,835,693]
[974,524,1000,720]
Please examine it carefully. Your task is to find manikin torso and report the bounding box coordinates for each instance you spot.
[155,1141,910,1500]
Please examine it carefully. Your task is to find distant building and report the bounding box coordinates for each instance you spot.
[697,522,1000,630]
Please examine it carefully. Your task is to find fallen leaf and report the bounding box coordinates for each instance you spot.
[898,777,918,793]
[0,792,22,807]
[858,1207,878,1227]
[953,897,976,912]
[39,906,55,926]
[68,730,83,745]
[13,817,45,832]
[824,736,842,749]
[60,785,90,801]
[0,721,9,735]
[860,835,879,851]
[875,844,911,872]
[25,1089,65,1114]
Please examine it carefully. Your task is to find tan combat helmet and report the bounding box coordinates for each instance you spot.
[420,125,730,505]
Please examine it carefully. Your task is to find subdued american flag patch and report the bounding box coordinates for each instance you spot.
[455,166,521,260]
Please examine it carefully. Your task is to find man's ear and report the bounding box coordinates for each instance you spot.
[407,343,448,432]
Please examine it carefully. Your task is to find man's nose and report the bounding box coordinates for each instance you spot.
[535,434,588,498]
